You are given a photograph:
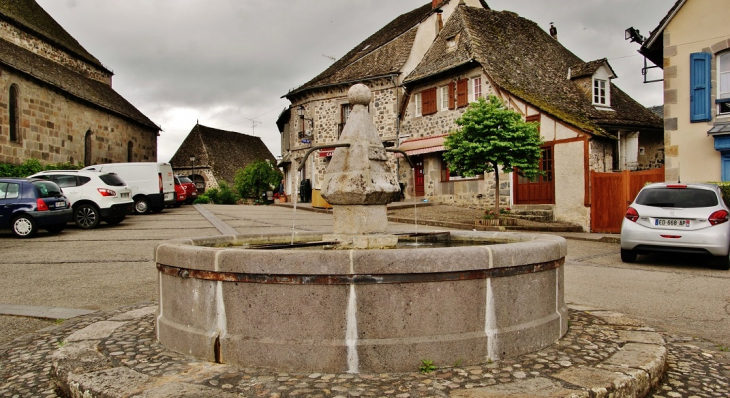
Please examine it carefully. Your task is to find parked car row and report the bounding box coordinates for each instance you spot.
[0,162,188,238]
[171,175,198,207]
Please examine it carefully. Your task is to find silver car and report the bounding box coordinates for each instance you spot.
[620,182,730,270]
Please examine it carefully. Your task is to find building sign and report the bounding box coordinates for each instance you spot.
[319,147,336,157]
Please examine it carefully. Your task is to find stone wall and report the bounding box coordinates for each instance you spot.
[0,68,157,165]
[287,77,400,190]
[0,20,112,85]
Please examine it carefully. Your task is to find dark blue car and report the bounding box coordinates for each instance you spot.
[0,178,73,238]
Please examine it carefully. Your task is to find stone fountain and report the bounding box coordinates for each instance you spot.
[155,84,568,374]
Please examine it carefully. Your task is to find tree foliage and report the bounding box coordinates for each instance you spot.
[199,181,240,205]
[443,95,543,218]
[233,159,283,199]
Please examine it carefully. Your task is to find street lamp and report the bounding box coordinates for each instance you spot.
[297,105,314,138]
[189,155,196,179]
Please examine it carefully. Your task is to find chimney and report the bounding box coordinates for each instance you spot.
[549,22,558,40]
[432,0,440,9]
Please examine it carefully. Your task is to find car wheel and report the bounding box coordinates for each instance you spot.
[713,255,730,270]
[46,223,66,234]
[134,197,150,214]
[620,248,637,263]
[11,214,37,238]
[105,216,125,226]
[74,204,100,229]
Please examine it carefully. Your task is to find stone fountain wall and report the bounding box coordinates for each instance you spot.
[155,231,568,373]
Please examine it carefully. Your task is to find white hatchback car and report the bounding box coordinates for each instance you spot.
[29,170,134,229]
[620,182,730,270]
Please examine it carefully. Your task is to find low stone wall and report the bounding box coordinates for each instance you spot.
[154,231,568,373]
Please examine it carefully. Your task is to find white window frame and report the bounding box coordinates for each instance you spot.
[470,77,482,103]
[440,86,449,111]
[593,78,609,106]
[718,51,730,115]
[415,93,422,117]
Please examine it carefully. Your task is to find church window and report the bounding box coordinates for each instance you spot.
[9,84,19,142]
[84,130,93,166]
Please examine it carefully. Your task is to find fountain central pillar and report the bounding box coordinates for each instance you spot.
[320,84,401,249]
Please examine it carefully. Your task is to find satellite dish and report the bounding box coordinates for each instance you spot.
[305,130,312,136]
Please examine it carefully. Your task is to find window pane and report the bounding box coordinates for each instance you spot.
[720,52,730,73]
[0,182,7,199]
[720,73,730,98]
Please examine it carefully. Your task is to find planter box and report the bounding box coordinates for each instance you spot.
[475,218,517,227]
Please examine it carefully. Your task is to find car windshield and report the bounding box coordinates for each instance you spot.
[635,187,719,208]
[32,181,62,198]
[178,176,192,184]
[99,173,125,186]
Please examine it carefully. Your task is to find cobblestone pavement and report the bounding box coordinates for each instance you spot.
[1,302,728,397]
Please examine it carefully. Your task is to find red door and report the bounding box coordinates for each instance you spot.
[514,145,555,205]
[414,157,425,197]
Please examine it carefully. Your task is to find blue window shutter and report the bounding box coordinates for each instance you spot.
[690,52,712,122]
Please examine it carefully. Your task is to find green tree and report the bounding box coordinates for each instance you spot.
[443,95,543,219]
[233,159,283,200]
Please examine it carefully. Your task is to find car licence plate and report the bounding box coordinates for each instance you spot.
[121,193,129,198]
[55,201,66,208]
[655,218,689,227]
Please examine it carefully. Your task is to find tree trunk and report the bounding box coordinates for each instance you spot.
[493,162,500,220]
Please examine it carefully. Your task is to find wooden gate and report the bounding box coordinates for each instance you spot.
[590,167,665,233]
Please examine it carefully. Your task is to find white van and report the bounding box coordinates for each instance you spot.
[83,162,175,214]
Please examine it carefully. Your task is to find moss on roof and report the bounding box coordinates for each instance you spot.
[405,6,662,137]
[0,0,108,73]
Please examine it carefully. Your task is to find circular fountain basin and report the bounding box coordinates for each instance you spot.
[154,231,568,373]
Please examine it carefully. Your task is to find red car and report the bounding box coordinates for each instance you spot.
[172,176,187,207]
[177,176,198,204]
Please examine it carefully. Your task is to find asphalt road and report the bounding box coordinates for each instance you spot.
[1,204,729,352]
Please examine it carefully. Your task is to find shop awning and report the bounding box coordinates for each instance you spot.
[398,135,447,155]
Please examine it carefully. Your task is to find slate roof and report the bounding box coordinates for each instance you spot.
[285,3,436,97]
[169,124,277,185]
[0,38,158,130]
[0,0,109,73]
[404,6,663,138]
[648,105,664,119]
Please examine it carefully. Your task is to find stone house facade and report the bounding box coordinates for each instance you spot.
[279,0,487,199]
[0,1,158,167]
[639,0,730,182]
[169,124,276,193]
[279,1,662,230]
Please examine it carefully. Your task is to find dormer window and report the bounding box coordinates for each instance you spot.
[593,78,609,106]
[446,34,459,51]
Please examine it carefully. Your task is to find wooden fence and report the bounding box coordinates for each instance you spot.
[590,167,665,233]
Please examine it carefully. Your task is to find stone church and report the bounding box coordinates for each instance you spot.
[0,0,159,167]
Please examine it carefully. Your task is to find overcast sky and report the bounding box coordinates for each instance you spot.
[36,0,672,163]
